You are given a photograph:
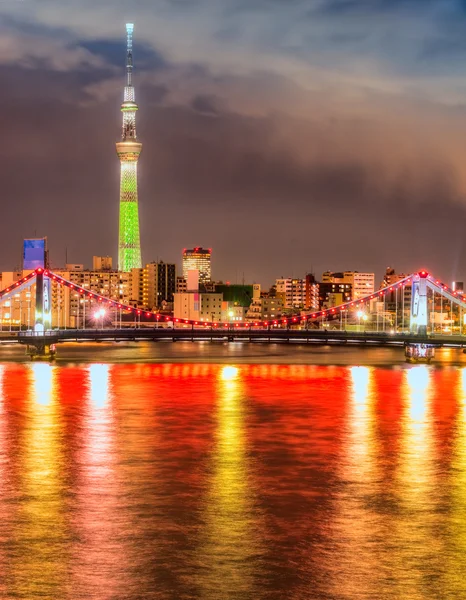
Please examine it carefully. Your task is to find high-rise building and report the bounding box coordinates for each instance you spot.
[23,238,48,271]
[182,248,212,283]
[131,261,177,309]
[275,278,306,308]
[305,274,319,310]
[322,271,374,301]
[117,23,142,272]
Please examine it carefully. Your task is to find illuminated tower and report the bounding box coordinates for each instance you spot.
[117,23,142,271]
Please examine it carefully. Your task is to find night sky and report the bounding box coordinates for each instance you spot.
[2,0,466,285]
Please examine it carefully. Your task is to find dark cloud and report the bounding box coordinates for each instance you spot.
[1,56,466,286]
[81,39,167,71]
[190,94,222,116]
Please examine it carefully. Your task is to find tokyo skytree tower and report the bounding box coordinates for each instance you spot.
[117,23,142,271]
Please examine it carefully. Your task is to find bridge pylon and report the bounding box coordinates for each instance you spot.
[410,271,429,336]
[29,269,55,359]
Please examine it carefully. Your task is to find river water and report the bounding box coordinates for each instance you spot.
[1,342,466,599]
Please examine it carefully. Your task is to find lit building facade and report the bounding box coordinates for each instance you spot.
[245,297,283,321]
[131,261,176,309]
[117,23,142,272]
[319,282,352,308]
[182,248,212,284]
[176,276,187,293]
[173,292,222,322]
[322,271,374,301]
[275,278,306,308]
[93,256,113,271]
[64,270,132,327]
[305,274,319,310]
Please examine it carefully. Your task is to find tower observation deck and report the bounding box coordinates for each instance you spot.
[117,23,142,272]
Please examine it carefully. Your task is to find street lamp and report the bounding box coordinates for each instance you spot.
[357,310,363,332]
[94,308,106,330]
[362,314,368,331]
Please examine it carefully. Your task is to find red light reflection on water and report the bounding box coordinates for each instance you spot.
[1,363,466,598]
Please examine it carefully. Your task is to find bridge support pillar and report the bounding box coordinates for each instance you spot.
[26,342,56,360]
[405,343,434,364]
[410,272,429,336]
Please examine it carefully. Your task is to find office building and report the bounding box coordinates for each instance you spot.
[322,271,374,301]
[305,274,319,311]
[182,248,212,283]
[131,261,176,309]
[275,278,306,309]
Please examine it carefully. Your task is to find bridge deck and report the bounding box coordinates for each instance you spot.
[3,328,466,348]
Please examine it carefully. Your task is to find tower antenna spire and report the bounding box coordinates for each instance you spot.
[126,23,134,88]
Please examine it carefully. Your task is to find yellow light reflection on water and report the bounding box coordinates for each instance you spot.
[221,365,238,381]
[69,364,122,594]
[460,368,466,401]
[30,363,54,405]
[385,365,436,597]
[406,365,430,421]
[89,364,110,408]
[9,363,67,597]
[198,366,261,597]
[449,368,466,590]
[330,366,376,597]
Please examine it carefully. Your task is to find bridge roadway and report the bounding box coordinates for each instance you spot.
[2,328,465,349]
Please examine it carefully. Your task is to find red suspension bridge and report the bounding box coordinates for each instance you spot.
[1,268,466,361]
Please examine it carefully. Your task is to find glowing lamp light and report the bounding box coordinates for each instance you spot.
[419,270,429,278]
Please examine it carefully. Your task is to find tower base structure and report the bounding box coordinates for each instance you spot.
[117,140,142,272]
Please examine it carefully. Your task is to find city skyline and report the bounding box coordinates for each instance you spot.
[2,2,466,284]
